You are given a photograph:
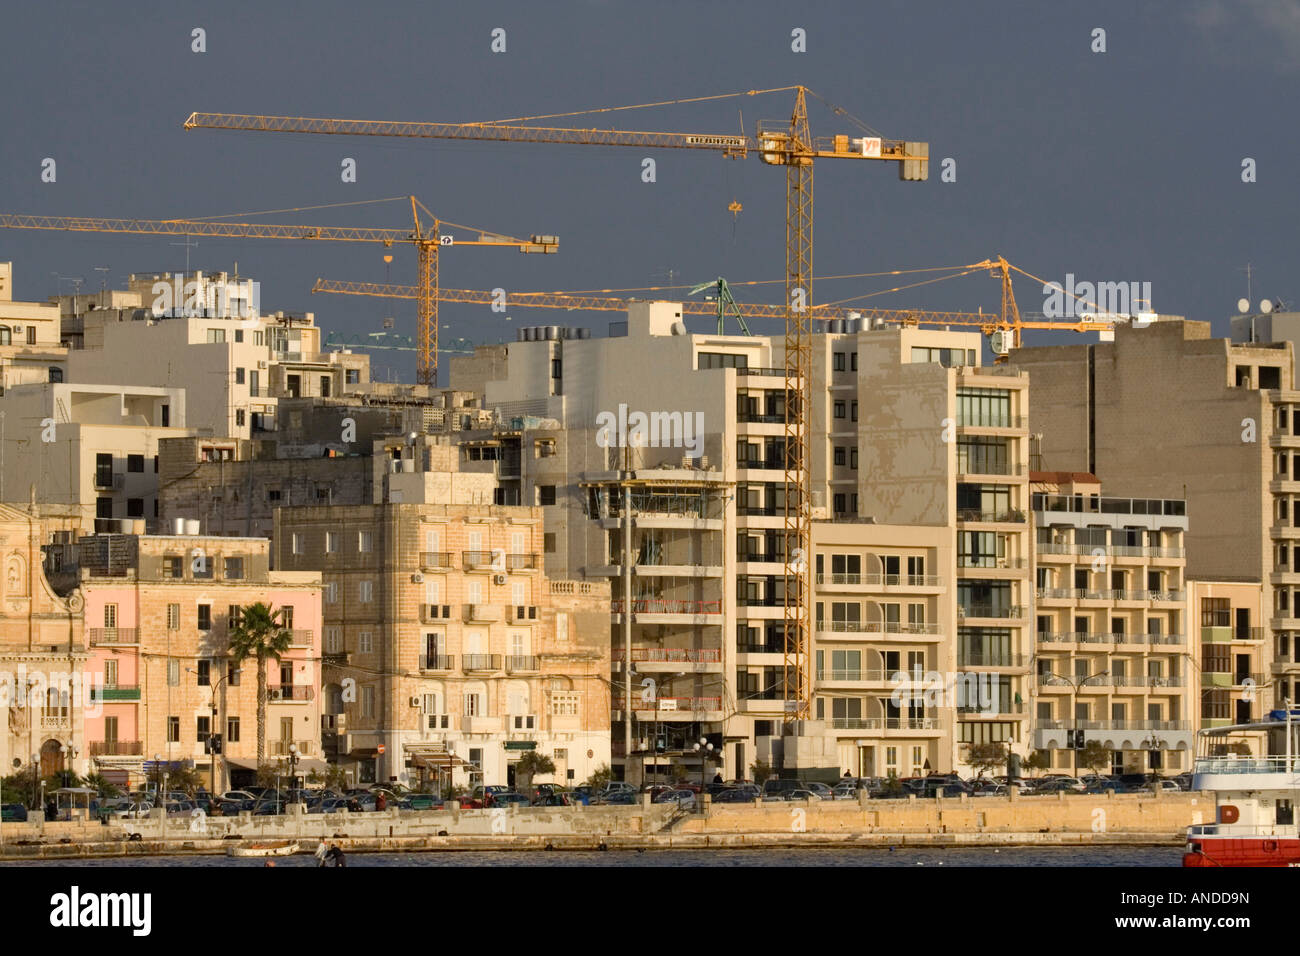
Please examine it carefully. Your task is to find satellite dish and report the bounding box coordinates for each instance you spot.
[669,321,686,336]
[1261,299,1274,314]
[1237,298,1250,314]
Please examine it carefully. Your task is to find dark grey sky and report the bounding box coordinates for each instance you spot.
[2,0,1296,379]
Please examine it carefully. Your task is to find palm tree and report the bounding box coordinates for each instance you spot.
[515,750,556,796]
[228,602,293,764]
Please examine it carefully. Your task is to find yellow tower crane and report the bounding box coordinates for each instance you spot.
[0,197,558,387]
[185,87,928,717]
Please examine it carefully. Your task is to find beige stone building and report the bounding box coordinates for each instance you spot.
[1188,577,1268,754]
[274,494,611,791]
[1029,472,1193,774]
[0,262,67,392]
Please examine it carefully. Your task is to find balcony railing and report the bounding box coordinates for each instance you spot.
[1037,719,1189,731]
[611,648,723,663]
[89,628,138,645]
[1032,493,1187,518]
[272,740,316,756]
[828,717,943,731]
[287,629,314,647]
[419,655,454,671]
[957,415,1027,429]
[611,599,723,615]
[268,685,314,701]
[506,553,538,571]
[420,551,453,568]
[506,655,540,672]
[1193,756,1294,774]
[957,509,1027,523]
[815,573,945,587]
[463,654,502,671]
[90,740,142,756]
[958,557,1028,569]
[818,620,943,636]
[734,366,789,378]
[462,551,499,568]
[958,604,1024,619]
[1035,631,1186,645]
[957,654,1027,668]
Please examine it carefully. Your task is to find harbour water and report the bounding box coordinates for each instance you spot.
[0,846,1183,867]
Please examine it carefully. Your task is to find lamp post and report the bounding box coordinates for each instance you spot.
[288,744,300,802]
[692,736,714,791]
[59,742,79,789]
[29,753,39,809]
[1047,671,1109,778]
[188,667,230,798]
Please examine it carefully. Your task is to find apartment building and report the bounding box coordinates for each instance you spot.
[855,326,1033,773]
[0,262,67,392]
[1189,578,1268,755]
[75,532,323,791]
[1009,319,1290,711]
[0,381,192,529]
[448,306,1030,779]
[273,487,611,791]
[1029,472,1194,775]
[810,521,955,778]
[0,501,88,783]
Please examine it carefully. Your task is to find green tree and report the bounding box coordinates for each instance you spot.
[1080,741,1111,776]
[966,742,1009,778]
[749,758,772,785]
[583,763,612,791]
[515,750,556,794]
[228,602,293,764]
[1022,749,1051,776]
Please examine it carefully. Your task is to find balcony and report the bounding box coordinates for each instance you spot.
[734,366,790,378]
[506,655,540,672]
[272,740,316,756]
[90,685,141,701]
[1032,493,1187,520]
[463,604,503,623]
[40,715,70,730]
[611,598,723,618]
[613,648,723,664]
[420,551,454,569]
[463,654,502,671]
[815,573,945,589]
[89,628,138,645]
[1201,671,1267,688]
[462,551,500,570]
[322,651,351,665]
[957,415,1027,430]
[827,717,944,733]
[419,654,454,671]
[816,620,943,638]
[269,685,314,701]
[89,740,143,756]
[93,473,124,491]
[287,629,314,647]
[506,553,539,571]
[625,696,723,714]
[957,653,1027,668]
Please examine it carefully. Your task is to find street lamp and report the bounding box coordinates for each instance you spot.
[288,744,300,802]
[692,736,714,790]
[29,753,39,809]
[187,667,229,798]
[1045,671,1109,778]
[59,742,79,789]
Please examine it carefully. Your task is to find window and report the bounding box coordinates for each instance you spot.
[161,404,170,427]
[956,388,1012,428]
[833,401,846,419]
[325,581,338,603]
[325,626,342,653]
[235,367,245,385]
[326,532,339,553]
[464,691,483,716]
[197,660,211,686]
[957,437,1010,475]
[235,330,244,343]
[168,716,180,742]
[834,446,846,466]
[551,692,580,716]
[103,604,118,628]
[359,580,373,603]
[359,631,373,653]
[539,485,557,506]
[197,715,210,741]
[850,400,858,422]
[833,352,846,371]
[697,352,749,369]
[911,346,975,367]
[358,531,372,553]
[227,716,241,742]
[551,357,562,379]
[96,497,112,519]
[468,581,483,605]
[291,533,303,555]
[235,409,245,427]
[346,368,360,384]
[544,532,556,553]
[224,557,244,580]
[197,604,212,631]
[167,603,180,629]
[127,454,145,472]
[361,686,375,717]
[206,328,226,344]
[227,662,241,686]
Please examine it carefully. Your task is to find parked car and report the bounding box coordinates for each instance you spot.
[832,782,861,800]
[712,788,755,804]
[974,784,1008,797]
[655,789,697,809]
[805,782,835,800]
[534,793,572,807]
[1,803,28,822]
[1146,779,1182,793]
[310,797,350,814]
[493,791,532,807]
[601,791,636,805]
[456,795,484,809]
[473,785,511,806]
[782,789,821,802]
[404,793,442,810]
[1172,773,1194,791]
[529,783,564,800]
[761,779,808,798]
[108,801,153,820]
[219,790,257,804]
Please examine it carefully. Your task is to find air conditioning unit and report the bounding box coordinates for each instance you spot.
[269,688,283,701]
[411,573,423,584]
[257,360,268,369]
[409,696,421,707]
[493,573,508,585]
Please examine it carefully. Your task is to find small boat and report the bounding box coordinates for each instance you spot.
[227,841,299,858]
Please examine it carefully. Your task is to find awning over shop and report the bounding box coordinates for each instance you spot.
[224,756,328,774]
[408,748,468,770]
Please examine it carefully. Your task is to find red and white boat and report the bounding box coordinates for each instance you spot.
[1183,708,1300,867]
